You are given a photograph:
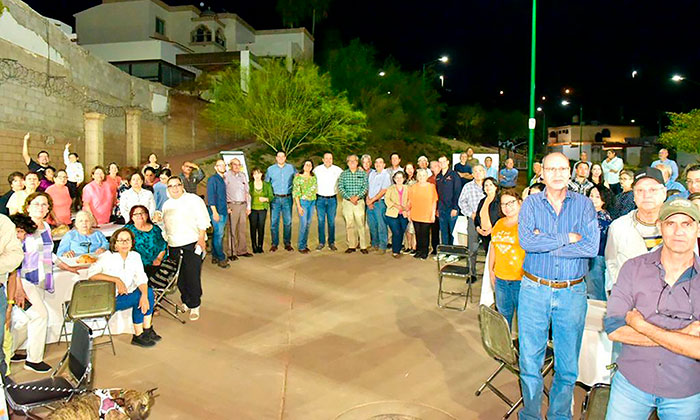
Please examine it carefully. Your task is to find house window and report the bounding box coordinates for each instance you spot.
[191,25,212,43]
[215,29,226,48]
[155,17,165,35]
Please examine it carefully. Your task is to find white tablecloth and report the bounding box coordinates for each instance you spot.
[452,216,495,307]
[578,299,613,386]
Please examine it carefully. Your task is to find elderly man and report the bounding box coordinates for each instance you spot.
[367,157,391,253]
[225,158,252,259]
[604,199,700,419]
[206,160,229,268]
[499,158,518,187]
[360,154,373,174]
[314,152,343,251]
[530,162,543,186]
[338,155,369,254]
[162,176,211,321]
[568,161,594,195]
[179,161,205,194]
[651,148,679,183]
[458,164,486,283]
[605,167,666,290]
[517,152,599,420]
[454,152,473,184]
[265,151,296,252]
[436,155,462,245]
[602,149,624,194]
[417,155,430,173]
[22,133,51,179]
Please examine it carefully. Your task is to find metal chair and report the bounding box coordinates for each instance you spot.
[59,280,116,355]
[475,304,554,420]
[6,320,93,418]
[581,383,610,420]
[436,244,471,310]
[150,249,185,324]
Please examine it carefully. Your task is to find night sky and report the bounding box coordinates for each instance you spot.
[24,0,700,131]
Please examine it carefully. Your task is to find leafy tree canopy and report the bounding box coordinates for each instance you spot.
[204,59,367,157]
[276,0,332,30]
[658,109,700,154]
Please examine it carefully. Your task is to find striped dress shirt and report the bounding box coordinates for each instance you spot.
[518,189,599,281]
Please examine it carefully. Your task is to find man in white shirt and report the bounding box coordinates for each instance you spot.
[314,152,343,250]
[602,149,624,194]
[162,176,211,321]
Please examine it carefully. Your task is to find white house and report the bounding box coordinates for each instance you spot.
[74,0,314,87]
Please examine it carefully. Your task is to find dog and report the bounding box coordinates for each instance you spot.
[46,388,156,420]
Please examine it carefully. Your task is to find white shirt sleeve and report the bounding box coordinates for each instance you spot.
[194,194,212,231]
[131,252,148,288]
[87,253,107,279]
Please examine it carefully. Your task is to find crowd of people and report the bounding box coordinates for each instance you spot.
[0,133,697,419]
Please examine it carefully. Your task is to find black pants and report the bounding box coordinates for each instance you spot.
[66,181,78,199]
[169,242,202,308]
[609,182,622,195]
[414,221,431,258]
[430,215,440,253]
[249,209,267,252]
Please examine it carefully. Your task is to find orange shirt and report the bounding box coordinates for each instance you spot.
[408,182,437,223]
[491,218,525,280]
[45,184,72,225]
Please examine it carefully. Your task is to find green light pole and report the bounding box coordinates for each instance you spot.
[527,0,537,179]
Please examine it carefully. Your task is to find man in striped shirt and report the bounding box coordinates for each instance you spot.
[517,152,599,420]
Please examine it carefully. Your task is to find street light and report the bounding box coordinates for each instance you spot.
[561,99,570,106]
[439,56,449,63]
[378,71,386,77]
[561,99,584,159]
[422,55,449,83]
[672,74,685,82]
[499,90,505,95]
[541,96,546,101]
[439,75,444,87]
[564,88,572,95]
[632,70,638,78]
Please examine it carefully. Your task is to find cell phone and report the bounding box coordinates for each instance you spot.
[22,299,32,311]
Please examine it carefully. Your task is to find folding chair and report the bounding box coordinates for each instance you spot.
[581,383,610,420]
[149,249,185,324]
[436,244,471,310]
[475,304,554,420]
[6,320,94,418]
[59,280,116,355]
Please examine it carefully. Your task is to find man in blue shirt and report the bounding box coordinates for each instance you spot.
[453,152,473,187]
[366,158,392,253]
[651,148,679,183]
[265,151,296,251]
[517,152,599,420]
[435,155,462,245]
[499,158,518,188]
[206,160,229,267]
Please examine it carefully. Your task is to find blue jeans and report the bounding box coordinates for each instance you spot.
[438,208,458,245]
[495,278,521,330]
[270,196,292,246]
[316,196,338,246]
[116,287,155,324]
[518,278,588,420]
[297,199,315,250]
[209,211,228,261]
[586,255,607,301]
[367,200,388,249]
[386,214,408,254]
[607,372,700,420]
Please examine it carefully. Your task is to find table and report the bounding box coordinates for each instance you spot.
[451,216,495,307]
[578,299,613,386]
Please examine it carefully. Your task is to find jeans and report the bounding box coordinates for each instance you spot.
[115,287,155,324]
[386,214,408,254]
[270,196,292,246]
[297,199,315,250]
[209,211,227,262]
[367,200,388,249]
[518,278,588,420]
[586,255,607,301]
[316,196,338,246]
[438,208,458,245]
[606,372,700,420]
[495,278,521,330]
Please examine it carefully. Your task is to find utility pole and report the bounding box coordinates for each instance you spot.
[527,0,537,179]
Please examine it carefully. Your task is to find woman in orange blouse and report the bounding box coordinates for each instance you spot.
[408,168,437,260]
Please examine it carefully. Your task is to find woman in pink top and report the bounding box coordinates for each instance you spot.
[45,169,72,226]
[82,166,113,224]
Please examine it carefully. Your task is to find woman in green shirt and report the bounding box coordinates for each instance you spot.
[293,160,318,254]
[249,168,274,253]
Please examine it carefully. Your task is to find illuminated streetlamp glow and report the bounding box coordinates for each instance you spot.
[536,106,543,112]
[439,75,444,87]
[378,71,386,77]
[561,100,570,106]
[499,90,504,95]
[439,56,449,63]
[564,88,571,95]
[541,96,546,101]
[672,74,685,82]
[631,119,636,123]
[632,70,638,78]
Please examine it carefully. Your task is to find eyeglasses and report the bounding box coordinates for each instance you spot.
[115,239,132,244]
[543,167,570,174]
[167,184,182,189]
[132,212,147,217]
[500,200,518,208]
[30,203,50,208]
[656,282,695,321]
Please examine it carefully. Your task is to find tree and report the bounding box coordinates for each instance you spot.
[658,109,700,154]
[204,59,367,157]
[276,0,332,34]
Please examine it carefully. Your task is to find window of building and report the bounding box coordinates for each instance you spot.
[191,25,212,43]
[111,60,195,88]
[155,17,166,35]
[215,29,226,48]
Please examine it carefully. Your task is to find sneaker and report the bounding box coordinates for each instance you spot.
[10,353,26,363]
[329,244,338,251]
[345,248,356,254]
[299,248,310,254]
[284,244,294,252]
[316,244,325,251]
[179,303,189,313]
[218,261,230,268]
[413,253,422,259]
[270,245,278,252]
[392,253,401,258]
[144,327,162,342]
[131,333,156,348]
[189,307,200,321]
[24,361,52,373]
[211,257,219,265]
[401,248,412,255]
[360,249,369,254]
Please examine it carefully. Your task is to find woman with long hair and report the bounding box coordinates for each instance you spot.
[249,168,273,253]
[292,160,317,254]
[585,185,614,300]
[385,171,410,258]
[402,163,417,253]
[119,172,156,223]
[589,163,605,187]
[82,166,113,224]
[475,177,500,252]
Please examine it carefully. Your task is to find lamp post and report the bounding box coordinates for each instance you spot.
[527,0,536,179]
[422,55,449,85]
[561,100,584,160]
[671,74,700,86]
[537,106,546,151]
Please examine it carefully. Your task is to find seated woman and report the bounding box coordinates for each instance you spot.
[57,211,109,257]
[87,228,160,347]
[125,205,167,279]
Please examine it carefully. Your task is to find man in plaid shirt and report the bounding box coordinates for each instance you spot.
[458,164,486,282]
[338,154,369,254]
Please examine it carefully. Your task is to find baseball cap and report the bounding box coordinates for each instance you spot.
[633,167,664,186]
[659,198,700,222]
[417,155,428,162]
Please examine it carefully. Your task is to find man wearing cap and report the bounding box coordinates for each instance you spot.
[605,167,667,291]
[651,148,679,183]
[604,198,700,419]
[602,150,625,194]
[417,156,430,174]
[568,160,594,195]
[516,152,599,420]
